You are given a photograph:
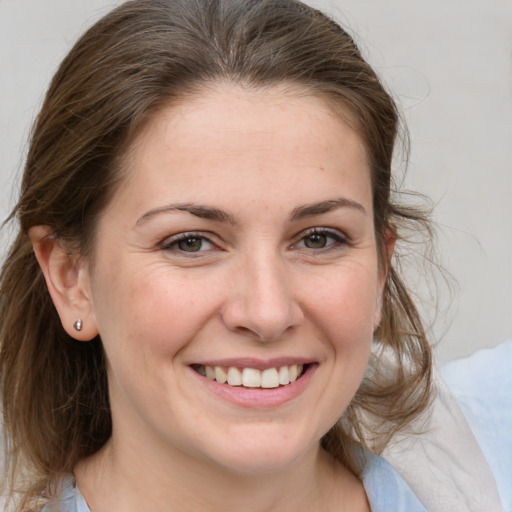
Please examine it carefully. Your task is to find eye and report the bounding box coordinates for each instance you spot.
[161,233,214,253]
[302,232,330,249]
[295,229,347,250]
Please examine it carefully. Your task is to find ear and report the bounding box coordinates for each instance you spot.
[374,227,396,330]
[29,225,99,341]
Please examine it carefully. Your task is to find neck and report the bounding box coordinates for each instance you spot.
[74,434,366,512]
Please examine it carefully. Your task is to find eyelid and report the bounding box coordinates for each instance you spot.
[301,226,347,238]
[159,231,216,252]
[158,227,348,253]
[292,227,349,249]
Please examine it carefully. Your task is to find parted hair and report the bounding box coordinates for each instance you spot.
[0,0,432,509]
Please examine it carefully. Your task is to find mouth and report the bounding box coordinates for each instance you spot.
[191,363,307,389]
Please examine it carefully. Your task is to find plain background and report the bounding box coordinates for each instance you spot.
[0,0,511,363]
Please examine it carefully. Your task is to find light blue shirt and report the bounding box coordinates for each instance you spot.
[442,340,512,512]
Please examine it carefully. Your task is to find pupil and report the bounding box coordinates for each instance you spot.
[178,237,202,252]
[305,233,327,248]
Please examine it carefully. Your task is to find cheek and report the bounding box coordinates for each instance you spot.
[92,261,222,360]
[304,261,381,345]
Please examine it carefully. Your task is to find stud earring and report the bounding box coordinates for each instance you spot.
[73,319,83,332]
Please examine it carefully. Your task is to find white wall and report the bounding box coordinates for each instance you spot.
[1,0,511,362]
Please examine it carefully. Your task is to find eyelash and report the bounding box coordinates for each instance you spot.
[160,228,348,255]
[292,228,348,251]
[160,232,215,254]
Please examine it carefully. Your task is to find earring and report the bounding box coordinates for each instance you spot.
[73,319,83,332]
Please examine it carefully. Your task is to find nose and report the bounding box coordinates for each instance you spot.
[221,252,304,342]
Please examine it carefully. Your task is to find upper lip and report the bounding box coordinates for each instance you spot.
[190,357,314,370]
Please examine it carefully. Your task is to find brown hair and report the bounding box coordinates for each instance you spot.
[0,0,432,508]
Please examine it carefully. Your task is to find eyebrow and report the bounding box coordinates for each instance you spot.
[290,198,366,221]
[135,203,237,227]
[135,197,366,227]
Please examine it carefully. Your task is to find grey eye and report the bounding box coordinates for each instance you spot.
[303,233,329,249]
[295,229,347,251]
[177,237,204,252]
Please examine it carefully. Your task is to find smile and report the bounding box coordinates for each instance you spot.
[193,364,305,388]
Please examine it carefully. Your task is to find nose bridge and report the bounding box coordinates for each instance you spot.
[223,245,302,341]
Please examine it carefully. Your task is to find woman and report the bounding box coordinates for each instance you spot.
[0,1,503,511]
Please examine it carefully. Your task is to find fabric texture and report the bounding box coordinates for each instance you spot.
[381,341,511,512]
[442,340,512,512]
[40,478,89,512]
[362,455,427,511]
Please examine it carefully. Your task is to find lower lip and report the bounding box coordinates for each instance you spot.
[191,364,317,408]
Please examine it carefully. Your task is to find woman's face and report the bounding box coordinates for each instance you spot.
[85,84,385,474]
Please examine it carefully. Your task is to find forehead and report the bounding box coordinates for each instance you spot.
[124,82,367,157]
[111,82,372,216]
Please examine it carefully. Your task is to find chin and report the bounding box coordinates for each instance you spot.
[213,450,308,476]
[198,425,319,475]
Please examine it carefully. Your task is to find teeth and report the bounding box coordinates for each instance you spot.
[279,366,289,385]
[261,368,279,388]
[242,368,261,388]
[199,364,305,388]
[227,367,242,386]
[214,366,227,384]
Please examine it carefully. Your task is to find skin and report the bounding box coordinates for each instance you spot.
[31,83,390,511]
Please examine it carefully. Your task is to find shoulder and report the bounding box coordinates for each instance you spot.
[442,340,512,511]
[40,476,90,512]
[362,454,427,512]
[378,340,510,512]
